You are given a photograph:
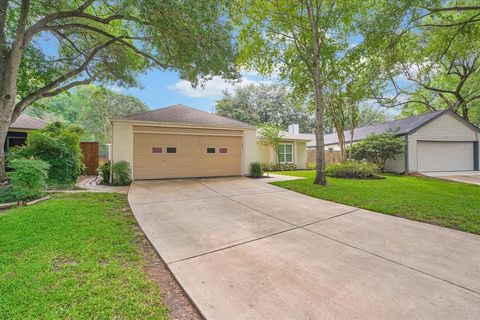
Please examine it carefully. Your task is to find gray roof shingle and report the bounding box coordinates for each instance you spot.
[116,104,255,129]
[10,114,48,130]
[308,110,446,147]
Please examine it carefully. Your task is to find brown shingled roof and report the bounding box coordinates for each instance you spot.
[10,114,48,130]
[115,104,255,129]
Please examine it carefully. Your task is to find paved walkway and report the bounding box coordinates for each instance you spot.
[75,176,129,193]
[128,177,480,319]
[422,171,480,185]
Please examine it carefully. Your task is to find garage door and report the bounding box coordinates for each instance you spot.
[417,141,474,172]
[133,132,242,179]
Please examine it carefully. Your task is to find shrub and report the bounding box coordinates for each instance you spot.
[112,161,131,185]
[350,132,405,171]
[100,161,131,185]
[9,122,84,187]
[270,163,297,171]
[7,158,50,201]
[325,160,380,179]
[250,162,263,177]
[307,162,316,170]
[99,162,110,183]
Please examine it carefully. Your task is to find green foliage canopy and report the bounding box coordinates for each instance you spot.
[9,122,84,187]
[215,84,314,132]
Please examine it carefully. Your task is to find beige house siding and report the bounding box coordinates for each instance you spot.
[111,122,134,175]
[242,129,259,175]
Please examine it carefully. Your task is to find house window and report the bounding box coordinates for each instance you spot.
[207,147,216,154]
[166,147,176,154]
[152,147,162,154]
[219,147,228,154]
[278,143,293,164]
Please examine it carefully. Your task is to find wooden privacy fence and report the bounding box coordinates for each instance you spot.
[80,142,99,175]
[307,149,343,165]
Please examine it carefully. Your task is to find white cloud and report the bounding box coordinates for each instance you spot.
[108,84,124,94]
[168,75,273,98]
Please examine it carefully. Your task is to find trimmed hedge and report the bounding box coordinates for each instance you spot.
[250,162,263,177]
[325,160,380,179]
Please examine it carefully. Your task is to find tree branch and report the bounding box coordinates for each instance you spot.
[45,23,170,68]
[0,0,9,47]
[13,39,116,114]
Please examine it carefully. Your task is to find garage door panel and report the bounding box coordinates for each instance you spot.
[133,132,242,179]
[417,141,473,172]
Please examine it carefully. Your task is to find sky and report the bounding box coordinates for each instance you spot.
[110,69,274,113]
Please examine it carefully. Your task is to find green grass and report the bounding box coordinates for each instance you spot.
[272,171,480,234]
[0,193,168,320]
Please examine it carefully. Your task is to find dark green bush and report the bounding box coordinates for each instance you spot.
[112,161,131,185]
[99,162,110,183]
[250,162,263,177]
[9,122,84,187]
[325,160,380,179]
[100,161,131,185]
[8,158,50,201]
[350,132,405,171]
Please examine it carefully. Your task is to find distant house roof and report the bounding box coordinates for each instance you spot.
[114,104,255,129]
[279,131,314,141]
[308,110,454,148]
[10,114,48,131]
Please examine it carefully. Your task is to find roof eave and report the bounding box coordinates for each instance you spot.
[110,118,257,130]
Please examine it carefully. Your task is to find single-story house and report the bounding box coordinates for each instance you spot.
[4,113,47,153]
[307,109,480,173]
[110,104,310,180]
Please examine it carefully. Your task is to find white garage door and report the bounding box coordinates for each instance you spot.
[417,141,474,172]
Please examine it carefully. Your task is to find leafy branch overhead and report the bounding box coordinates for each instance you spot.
[1,0,238,120]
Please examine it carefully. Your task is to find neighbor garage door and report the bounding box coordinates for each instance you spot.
[417,141,474,172]
[132,129,242,179]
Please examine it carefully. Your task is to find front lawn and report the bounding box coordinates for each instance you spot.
[0,193,168,319]
[271,171,480,235]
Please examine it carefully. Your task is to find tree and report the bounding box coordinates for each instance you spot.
[258,123,282,164]
[28,85,149,144]
[356,105,392,127]
[372,1,480,122]
[350,132,405,171]
[0,0,237,180]
[234,0,403,185]
[234,0,360,185]
[215,84,314,132]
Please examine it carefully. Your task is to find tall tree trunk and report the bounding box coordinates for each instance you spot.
[306,1,327,186]
[313,79,327,185]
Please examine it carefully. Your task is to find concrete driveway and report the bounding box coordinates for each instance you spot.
[423,171,480,185]
[128,177,480,319]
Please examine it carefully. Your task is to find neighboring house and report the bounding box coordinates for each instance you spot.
[255,124,311,168]
[110,104,309,180]
[4,114,48,154]
[307,109,480,173]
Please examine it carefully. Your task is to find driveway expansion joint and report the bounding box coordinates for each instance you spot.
[305,228,480,296]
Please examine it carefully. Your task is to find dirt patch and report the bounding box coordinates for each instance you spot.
[135,224,203,320]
